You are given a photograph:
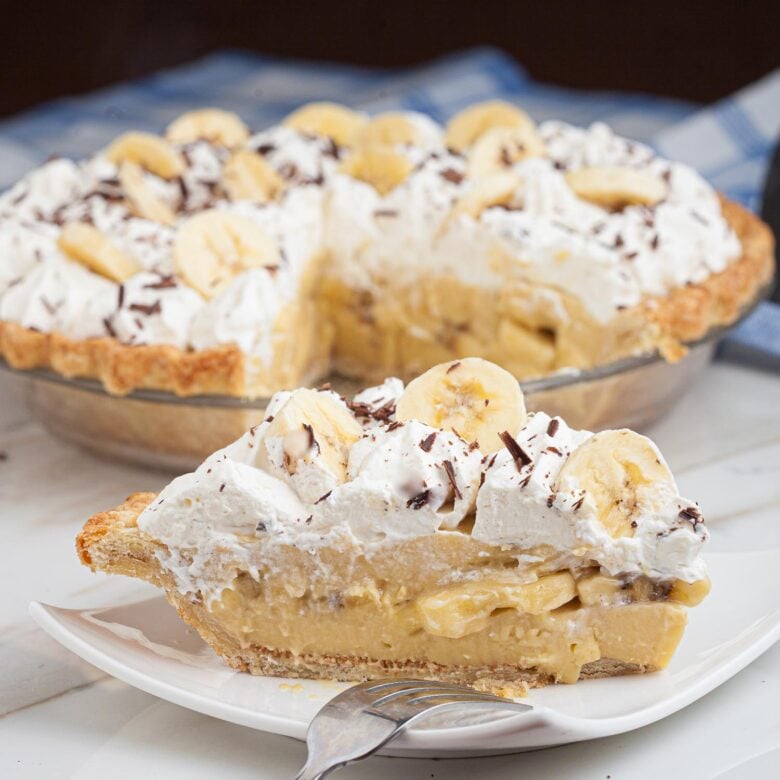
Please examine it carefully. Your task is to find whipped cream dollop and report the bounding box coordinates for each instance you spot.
[473,411,708,582]
[137,379,708,600]
[0,111,742,361]
[320,420,482,543]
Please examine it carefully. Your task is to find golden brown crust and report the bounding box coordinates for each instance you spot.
[3,196,774,397]
[0,323,247,397]
[76,495,659,694]
[644,199,775,355]
[208,642,646,694]
[76,491,153,566]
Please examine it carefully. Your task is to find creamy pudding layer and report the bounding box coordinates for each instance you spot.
[1,103,756,396]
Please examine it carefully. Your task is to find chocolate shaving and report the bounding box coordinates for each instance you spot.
[546,493,555,508]
[128,300,162,317]
[419,432,437,452]
[520,474,532,489]
[546,446,563,456]
[499,430,531,469]
[406,489,430,510]
[650,234,660,250]
[302,423,319,454]
[442,460,462,500]
[255,143,276,156]
[103,317,117,338]
[546,418,559,437]
[572,496,585,512]
[387,421,403,432]
[219,483,225,492]
[348,399,395,422]
[315,491,332,504]
[679,506,704,529]
[40,296,62,315]
[322,138,340,159]
[256,521,267,532]
[371,401,396,421]
[446,361,461,374]
[440,168,464,184]
[143,274,177,290]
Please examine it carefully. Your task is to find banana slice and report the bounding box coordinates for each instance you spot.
[105,132,184,179]
[58,222,139,283]
[173,210,280,298]
[339,146,414,195]
[417,572,576,639]
[357,112,425,148]
[395,357,527,453]
[445,100,535,153]
[669,577,711,606]
[283,102,367,148]
[450,170,519,219]
[555,429,676,538]
[259,389,363,486]
[565,166,667,209]
[118,162,177,225]
[165,108,249,148]
[222,149,284,204]
[467,125,545,178]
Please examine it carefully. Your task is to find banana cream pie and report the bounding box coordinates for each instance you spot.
[1,103,773,396]
[78,358,710,693]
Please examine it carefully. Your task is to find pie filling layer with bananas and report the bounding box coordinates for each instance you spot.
[78,358,710,693]
[1,103,774,397]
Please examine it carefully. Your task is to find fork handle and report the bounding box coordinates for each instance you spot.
[294,767,326,780]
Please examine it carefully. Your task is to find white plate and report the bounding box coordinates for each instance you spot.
[30,550,780,758]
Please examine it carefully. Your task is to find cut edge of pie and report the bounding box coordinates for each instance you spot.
[78,492,694,697]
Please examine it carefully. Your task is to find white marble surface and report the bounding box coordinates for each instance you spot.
[0,362,778,779]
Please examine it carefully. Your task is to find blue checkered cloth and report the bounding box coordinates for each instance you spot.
[1,47,777,366]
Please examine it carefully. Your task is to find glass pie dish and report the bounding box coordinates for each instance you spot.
[0,284,768,473]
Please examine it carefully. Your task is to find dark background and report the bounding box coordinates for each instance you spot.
[2,0,779,118]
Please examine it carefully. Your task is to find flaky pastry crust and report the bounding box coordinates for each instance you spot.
[3,197,774,397]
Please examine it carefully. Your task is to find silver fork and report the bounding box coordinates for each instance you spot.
[294,678,532,779]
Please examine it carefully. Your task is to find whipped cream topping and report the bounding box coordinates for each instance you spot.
[473,411,708,582]
[321,420,482,542]
[138,379,708,601]
[0,111,741,362]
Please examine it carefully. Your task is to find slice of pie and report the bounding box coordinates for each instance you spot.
[0,102,773,398]
[77,358,710,694]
